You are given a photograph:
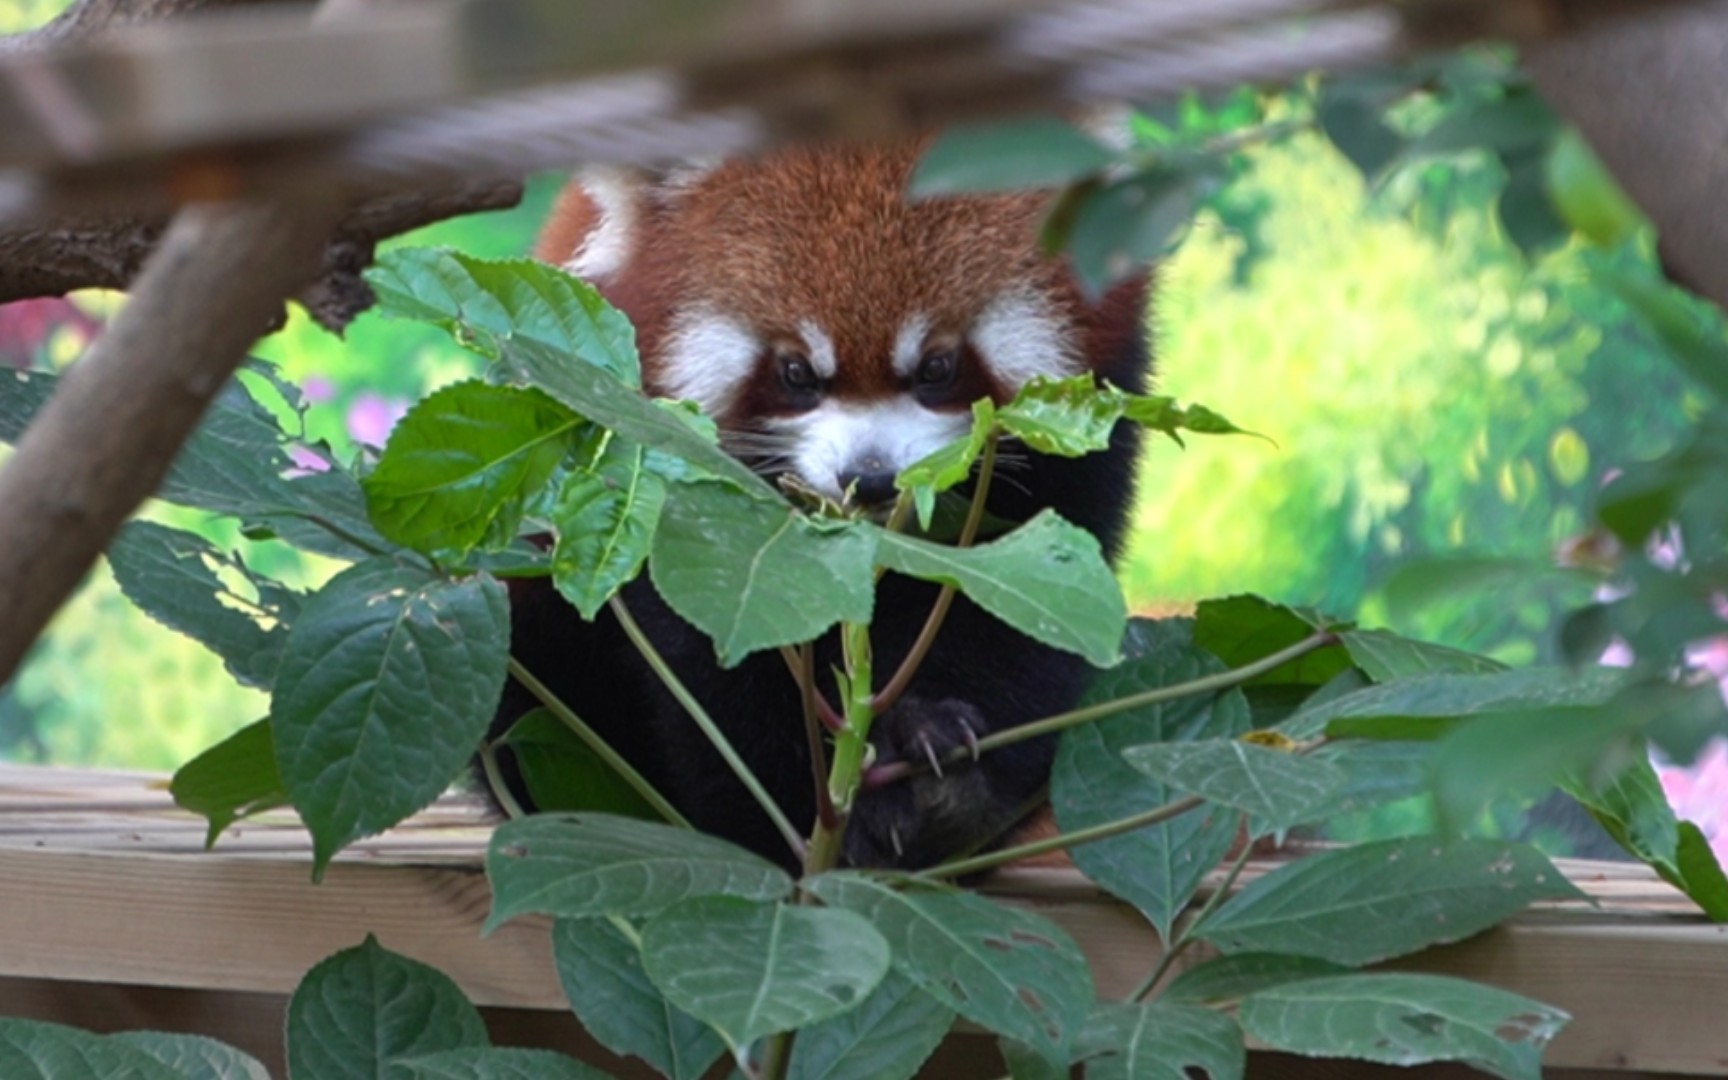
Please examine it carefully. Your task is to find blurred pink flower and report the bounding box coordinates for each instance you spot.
[302,375,336,403]
[347,392,408,448]
[286,444,333,477]
[1655,738,1728,866]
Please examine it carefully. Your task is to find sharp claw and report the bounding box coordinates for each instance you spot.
[919,735,945,778]
[889,825,904,859]
[961,723,981,761]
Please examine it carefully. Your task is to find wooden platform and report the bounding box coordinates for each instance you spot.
[0,764,1720,1079]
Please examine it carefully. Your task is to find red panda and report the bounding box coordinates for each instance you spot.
[494,139,1150,870]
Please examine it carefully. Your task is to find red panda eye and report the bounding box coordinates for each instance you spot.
[915,349,959,389]
[780,355,819,392]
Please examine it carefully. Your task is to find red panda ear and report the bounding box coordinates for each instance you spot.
[533,169,652,280]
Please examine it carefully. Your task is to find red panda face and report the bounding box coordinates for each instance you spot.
[536,141,1132,506]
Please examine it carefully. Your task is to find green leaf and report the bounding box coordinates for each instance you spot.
[106,1032,271,1080]
[786,970,955,1080]
[1546,129,1648,248]
[641,898,890,1051]
[1078,1001,1245,1080]
[397,1048,615,1080]
[552,917,723,1080]
[0,1019,184,1080]
[806,873,1093,1063]
[0,367,58,443]
[1121,395,1254,446]
[1597,268,1728,402]
[286,936,490,1080]
[170,719,288,846]
[1498,145,1569,257]
[107,521,298,690]
[997,375,1127,456]
[1238,974,1567,1080]
[896,399,994,530]
[1066,170,1200,295]
[270,560,509,874]
[1673,822,1728,922]
[1339,628,1505,681]
[485,813,791,930]
[1290,666,1629,742]
[998,1038,1067,1080]
[1193,596,1351,689]
[363,381,582,556]
[368,249,640,387]
[651,481,877,666]
[1161,954,1351,1005]
[1405,90,1557,159]
[492,710,657,819]
[1052,629,1250,941]
[551,435,668,619]
[1122,739,1345,831]
[1199,838,1586,966]
[1318,85,1403,179]
[1379,556,1577,624]
[875,511,1125,667]
[911,116,1114,196]
[1430,707,1640,831]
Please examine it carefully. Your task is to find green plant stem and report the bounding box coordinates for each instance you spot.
[919,793,1206,879]
[756,1034,791,1080]
[781,645,843,731]
[1130,821,1256,1001]
[299,513,389,557]
[796,643,839,831]
[872,432,999,715]
[477,743,527,820]
[864,629,1339,789]
[505,656,690,829]
[609,595,806,861]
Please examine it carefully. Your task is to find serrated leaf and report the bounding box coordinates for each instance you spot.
[641,898,890,1051]
[651,481,876,666]
[911,116,1114,196]
[1193,596,1351,689]
[806,873,1093,1062]
[786,970,954,1080]
[551,435,667,619]
[1122,739,1345,831]
[270,560,509,874]
[1199,838,1586,966]
[368,249,640,387]
[170,718,288,846]
[896,399,993,530]
[553,917,723,1080]
[1339,628,1505,681]
[107,521,297,689]
[1288,666,1629,742]
[286,936,489,1080]
[363,381,582,556]
[397,1047,615,1080]
[1078,1002,1245,1080]
[1161,953,1351,1005]
[875,511,1124,667]
[106,1032,271,1080]
[997,376,1128,456]
[1052,630,1250,941]
[493,710,657,819]
[486,813,791,930]
[1238,974,1567,1080]
[0,1019,184,1080]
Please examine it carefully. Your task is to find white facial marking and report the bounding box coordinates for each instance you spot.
[659,309,759,415]
[797,319,838,379]
[769,399,974,500]
[892,313,933,379]
[971,288,1080,389]
[564,168,636,281]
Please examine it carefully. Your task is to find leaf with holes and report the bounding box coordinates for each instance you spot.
[171,719,287,846]
[787,970,955,1080]
[640,898,890,1051]
[1122,738,1344,832]
[107,1033,271,1080]
[1239,974,1567,1080]
[553,917,722,1080]
[107,521,299,690]
[1162,954,1352,1006]
[997,375,1128,456]
[806,873,1093,1062]
[1052,625,1251,942]
[363,381,583,557]
[286,936,489,1080]
[875,511,1124,666]
[1078,1002,1245,1080]
[398,1047,616,1080]
[486,814,791,930]
[897,398,994,530]
[651,480,877,666]
[911,116,1115,196]
[1198,839,1585,966]
[270,560,509,875]
[551,435,668,619]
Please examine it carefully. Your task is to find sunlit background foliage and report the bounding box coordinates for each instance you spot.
[1,0,1719,856]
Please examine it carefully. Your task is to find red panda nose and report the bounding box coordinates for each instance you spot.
[840,470,898,507]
